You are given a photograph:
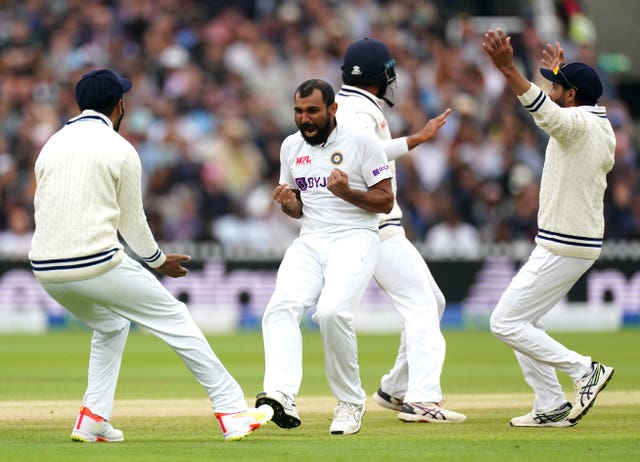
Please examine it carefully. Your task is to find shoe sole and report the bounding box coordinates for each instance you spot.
[568,367,615,424]
[372,393,403,412]
[510,420,576,428]
[70,432,124,443]
[398,412,466,424]
[255,396,301,429]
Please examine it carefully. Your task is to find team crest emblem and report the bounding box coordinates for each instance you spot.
[350,65,362,76]
[331,152,343,165]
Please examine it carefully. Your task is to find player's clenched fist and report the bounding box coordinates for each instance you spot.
[273,183,296,206]
[327,168,350,199]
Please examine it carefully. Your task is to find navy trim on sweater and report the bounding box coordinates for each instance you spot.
[30,248,119,272]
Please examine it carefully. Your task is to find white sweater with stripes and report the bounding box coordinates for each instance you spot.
[518,83,615,259]
[29,110,165,282]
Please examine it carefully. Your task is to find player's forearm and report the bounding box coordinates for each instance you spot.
[280,201,303,219]
[499,64,531,96]
[338,185,394,214]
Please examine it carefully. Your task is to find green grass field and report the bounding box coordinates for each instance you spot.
[1,329,639,461]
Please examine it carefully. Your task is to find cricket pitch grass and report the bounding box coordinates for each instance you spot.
[1,329,638,461]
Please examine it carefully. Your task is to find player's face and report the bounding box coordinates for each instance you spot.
[549,82,572,108]
[294,89,337,145]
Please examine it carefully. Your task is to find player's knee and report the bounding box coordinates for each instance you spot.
[489,310,520,340]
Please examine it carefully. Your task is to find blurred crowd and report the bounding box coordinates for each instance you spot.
[0,0,637,259]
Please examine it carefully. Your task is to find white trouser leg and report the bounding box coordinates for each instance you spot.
[490,246,594,411]
[42,255,247,415]
[316,230,378,404]
[376,234,446,402]
[262,238,325,396]
[85,326,130,418]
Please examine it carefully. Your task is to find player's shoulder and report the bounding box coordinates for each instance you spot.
[338,122,381,145]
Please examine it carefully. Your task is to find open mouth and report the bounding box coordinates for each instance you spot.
[302,124,319,137]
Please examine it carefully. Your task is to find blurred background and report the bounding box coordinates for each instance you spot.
[0,0,639,334]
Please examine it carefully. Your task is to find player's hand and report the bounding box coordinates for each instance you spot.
[541,41,566,72]
[410,108,451,147]
[273,183,297,207]
[156,253,191,278]
[482,28,514,70]
[327,168,350,198]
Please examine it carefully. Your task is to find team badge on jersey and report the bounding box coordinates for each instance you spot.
[331,152,343,165]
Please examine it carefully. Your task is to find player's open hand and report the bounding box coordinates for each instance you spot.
[327,168,350,199]
[482,28,514,70]
[541,41,566,72]
[156,253,191,278]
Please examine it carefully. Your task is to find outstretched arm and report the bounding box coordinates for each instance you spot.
[482,28,531,96]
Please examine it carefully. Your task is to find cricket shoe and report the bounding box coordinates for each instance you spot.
[372,388,404,412]
[398,401,467,423]
[510,402,575,427]
[215,405,274,441]
[70,406,124,442]
[568,361,614,424]
[255,390,301,429]
[330,401,365,435]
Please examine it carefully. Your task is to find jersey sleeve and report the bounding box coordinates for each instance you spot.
[358,132,393,187]
[116,144,166,268]
[279,135,297,189]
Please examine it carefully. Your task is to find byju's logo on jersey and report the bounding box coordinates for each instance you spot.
[295,176,327,191]
[372,164,390,176]
[295,155,311,166]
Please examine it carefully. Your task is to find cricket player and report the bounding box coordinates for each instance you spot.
[256,79,394,435]
[483,29,615,427]
[335,37,466,423]
[29,69,272,442]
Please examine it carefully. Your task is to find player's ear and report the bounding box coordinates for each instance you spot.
[329,101,338,117]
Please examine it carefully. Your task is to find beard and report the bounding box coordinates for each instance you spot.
[299,116,332,146]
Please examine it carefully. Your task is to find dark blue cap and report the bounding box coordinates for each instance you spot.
[75,69,132,110]
[341,37,396,84]
[540,62,603,102]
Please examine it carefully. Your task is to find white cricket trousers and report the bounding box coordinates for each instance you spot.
[41,255,248,418]
[375,233,446,403]
[490,245,594,411]
[262,229,379,405]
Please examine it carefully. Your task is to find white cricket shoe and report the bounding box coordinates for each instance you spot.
[372,388,404,412]
[510,402,575,427]
[398,401,466,423]
[70,406,124,442]
[255,390,301,429]
[568,361,614,423]
[330,401,365,435]
[215,404,274,441]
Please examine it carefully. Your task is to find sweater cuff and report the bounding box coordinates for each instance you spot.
[143,248,166,268]
[517,82,542,106]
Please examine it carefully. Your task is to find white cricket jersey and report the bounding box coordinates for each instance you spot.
[280,122,392,235]
[29,110,165,282]
[518,83,616,259]
[335,85,407,234]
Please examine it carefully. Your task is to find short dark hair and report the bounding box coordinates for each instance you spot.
[295,79,335,106]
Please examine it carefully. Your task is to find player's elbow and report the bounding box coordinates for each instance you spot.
[379,192,394,214]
